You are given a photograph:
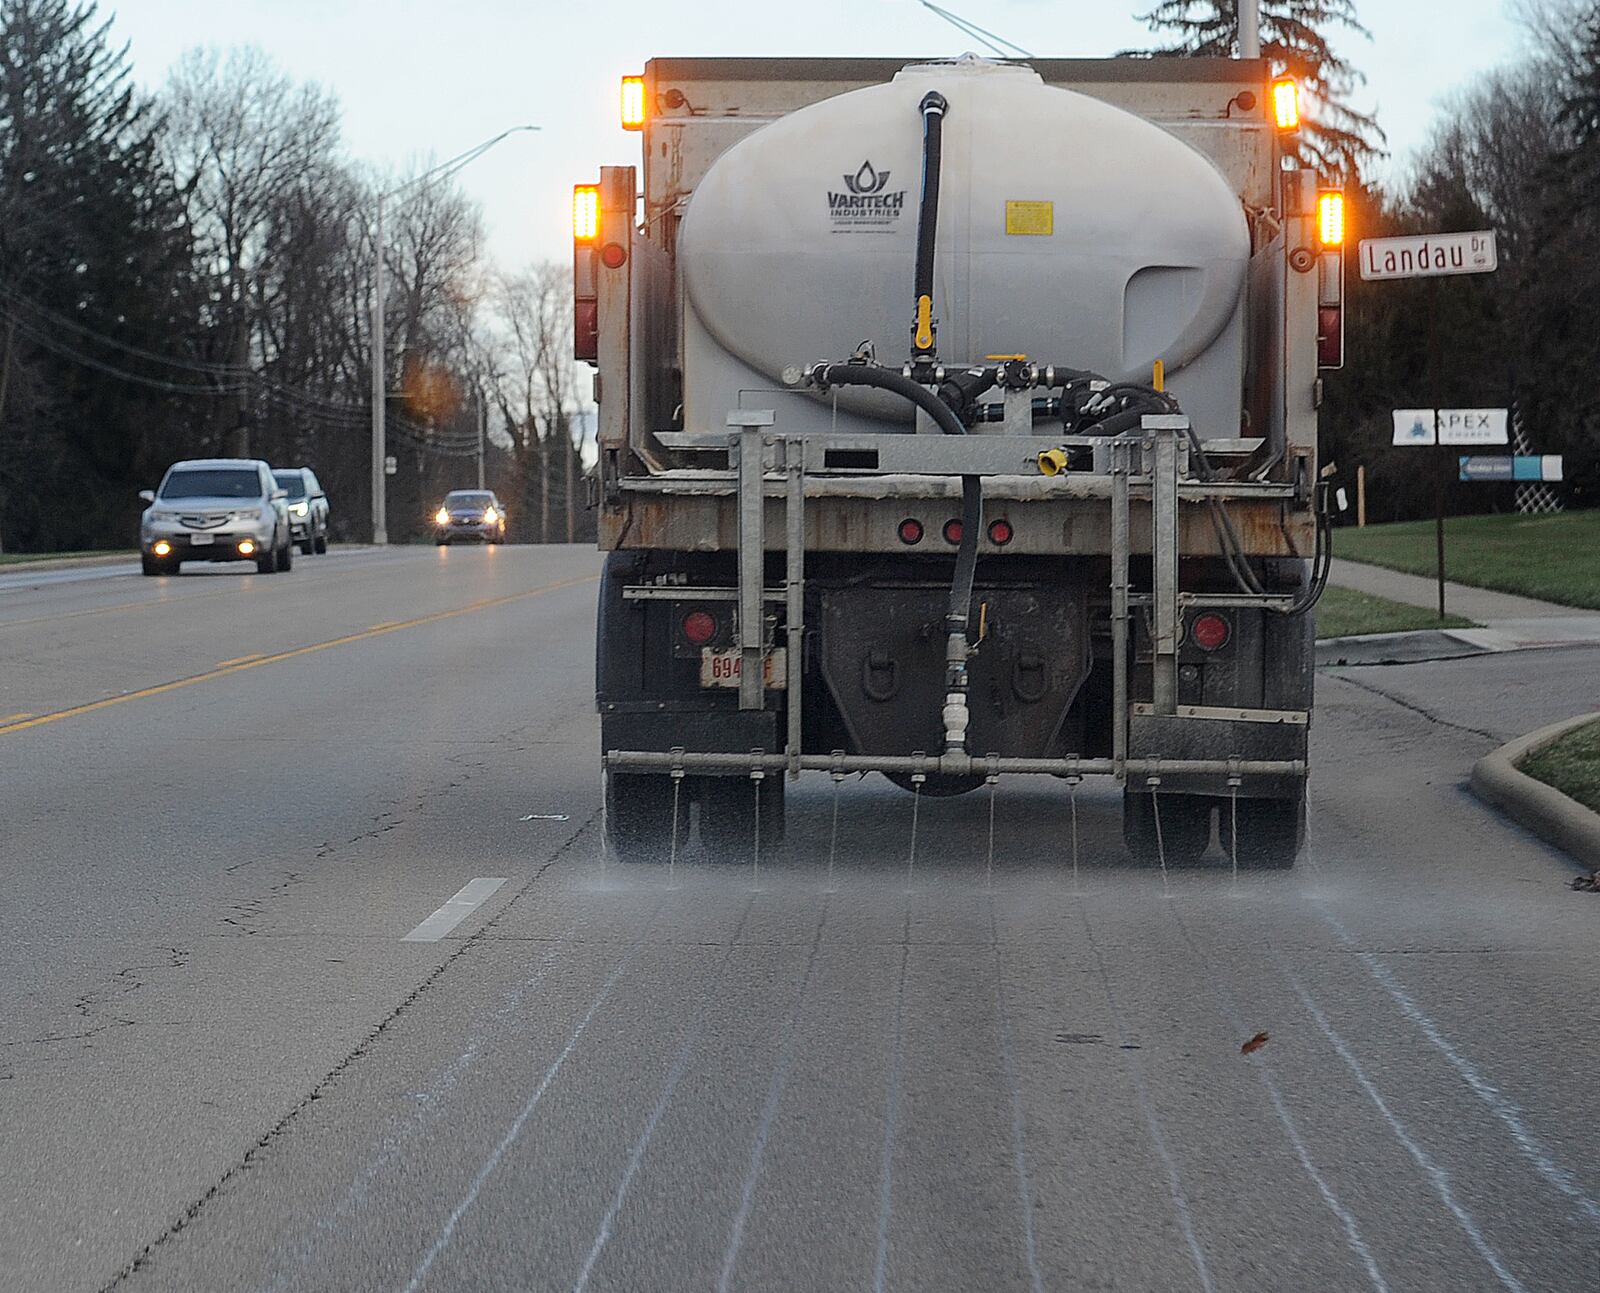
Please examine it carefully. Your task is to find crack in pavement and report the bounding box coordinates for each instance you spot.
[97,810,599,1293]
[3,947,191,1051]
[1323,671,1502,743]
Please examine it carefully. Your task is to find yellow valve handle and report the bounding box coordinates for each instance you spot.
[1037,447,1068,477]
[1152,359,1165,392]
[914,295,934,351]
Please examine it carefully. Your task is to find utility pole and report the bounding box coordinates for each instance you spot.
[1239,0,1261,59]
[369,125,539,548]
[476,394,487,490]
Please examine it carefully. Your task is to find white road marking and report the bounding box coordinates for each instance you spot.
[401,878,507,943]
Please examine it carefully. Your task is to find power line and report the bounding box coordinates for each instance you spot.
[918,2,1034,58]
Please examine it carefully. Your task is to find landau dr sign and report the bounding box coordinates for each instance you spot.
[1359,228,1500,618]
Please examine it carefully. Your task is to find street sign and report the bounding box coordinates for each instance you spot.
[1358,230,1497,281]
[1392,408,1508,446]
[384,455,397,476]
[1458,455,1563,483]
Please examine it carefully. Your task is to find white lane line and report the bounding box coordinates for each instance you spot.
[402,878,507,943]
[1281,963,1529,1293]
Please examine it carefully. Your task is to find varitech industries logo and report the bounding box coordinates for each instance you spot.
[828,160,906,231]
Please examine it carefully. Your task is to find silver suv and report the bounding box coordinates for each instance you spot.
[139,459,294,576]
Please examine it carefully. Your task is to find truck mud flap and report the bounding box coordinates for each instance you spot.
[1127,705,1307,798]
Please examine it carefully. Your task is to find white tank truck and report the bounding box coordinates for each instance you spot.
[578,51,1346,868]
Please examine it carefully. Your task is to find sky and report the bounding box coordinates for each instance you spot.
[104,0,1536,272]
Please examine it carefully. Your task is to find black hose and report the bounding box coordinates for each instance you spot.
[912,91,947,358]
[813,362,982,627]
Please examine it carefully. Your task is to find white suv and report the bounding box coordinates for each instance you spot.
[139,459,294,576]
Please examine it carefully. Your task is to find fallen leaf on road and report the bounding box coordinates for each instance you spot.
[1570,871,1600,892]
[1241,1031,1270,1056]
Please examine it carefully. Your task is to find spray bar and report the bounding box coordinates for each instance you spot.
[603,749,1305,779]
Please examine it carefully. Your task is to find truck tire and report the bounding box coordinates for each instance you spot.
[1220,795,1304,870]
[141,554,172,577]
[605,771,687,863]
[276,537,293,572]
[699,775,784,861]
[1123,791,1213,866]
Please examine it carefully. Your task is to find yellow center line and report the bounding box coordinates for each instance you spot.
[0,712,34,724]
[0,574,596,739]
[217,652,265,668]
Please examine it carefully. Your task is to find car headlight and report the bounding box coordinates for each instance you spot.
[290,501,308,517]
[483,507,498,524]
[435,507,450,525]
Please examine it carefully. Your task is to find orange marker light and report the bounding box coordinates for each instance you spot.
[1318,190,1346,246]
[572,185,600,242]
[621,76,647,130]
[1271,77,1300,131]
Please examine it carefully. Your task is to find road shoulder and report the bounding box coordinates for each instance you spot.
[1471,713,1600,870]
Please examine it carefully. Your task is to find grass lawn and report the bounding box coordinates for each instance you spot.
[1315,585,1476,639]
[1519,718,1600,815]
[0,549,131,566]
[1335,511,1600,610]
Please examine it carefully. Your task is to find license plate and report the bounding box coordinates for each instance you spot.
[189,533,214,546]
[700,647,787,690]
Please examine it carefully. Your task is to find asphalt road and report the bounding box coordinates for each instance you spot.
[3,545,1599,1292]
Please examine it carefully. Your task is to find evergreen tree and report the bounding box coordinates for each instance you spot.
[0,0,205,549]
[1131,1,1386,179]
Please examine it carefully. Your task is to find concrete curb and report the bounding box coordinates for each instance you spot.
[1471,713,1600,870]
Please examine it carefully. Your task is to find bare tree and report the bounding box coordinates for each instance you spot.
[488,263,579,543]
[163,46,341,455]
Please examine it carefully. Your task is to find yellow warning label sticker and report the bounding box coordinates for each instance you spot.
[1005,200,1054,236]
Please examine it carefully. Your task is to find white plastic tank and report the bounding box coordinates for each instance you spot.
[678,58,1250,434]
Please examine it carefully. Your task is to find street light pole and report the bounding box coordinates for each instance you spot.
[369,125,538,546]
[371,195,388,544]
[477,395,487,490]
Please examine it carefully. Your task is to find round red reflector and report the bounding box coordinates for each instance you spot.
[942,519,964,545]
[897,517,924,545]
[987,519,1013,546]
[681,610,718,645]
[600,242,628,269]
[1190,612,1231,651]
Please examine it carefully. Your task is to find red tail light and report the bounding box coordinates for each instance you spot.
[987,518,1013,546]
[897,518,924,545]
[942,519,963,545]
[1190,612,1231,651]
[681,610,718,646]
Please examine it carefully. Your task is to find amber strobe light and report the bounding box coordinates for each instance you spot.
[1318,190,1346,247]
[572,185,601,242]
[621,76,647,130]
[1271,77,1299,131]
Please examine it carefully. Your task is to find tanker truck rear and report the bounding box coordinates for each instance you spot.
[580,55,1341,867]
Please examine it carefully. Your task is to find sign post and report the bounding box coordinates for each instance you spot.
[1363,230,1499,618]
